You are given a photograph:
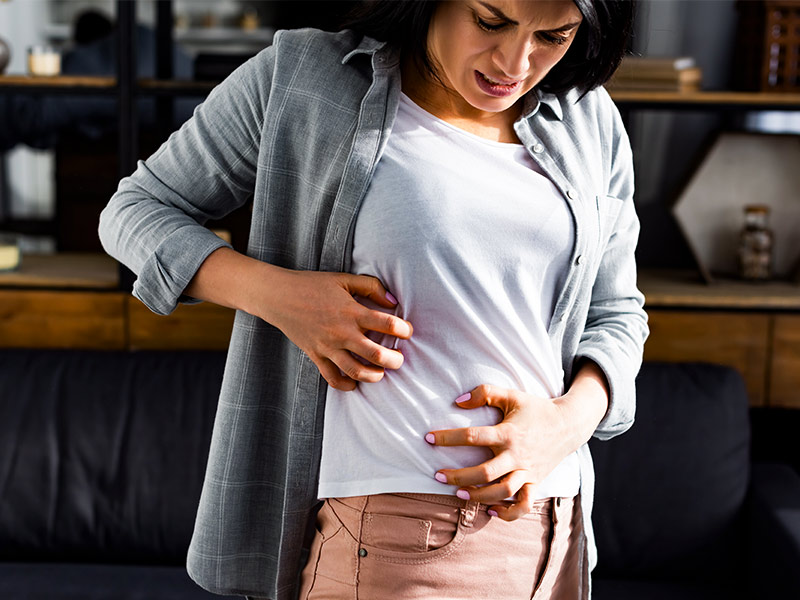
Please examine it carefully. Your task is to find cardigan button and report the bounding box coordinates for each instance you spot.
[567,189,576,200]
[576,254,584,265]
[533,143,544,153]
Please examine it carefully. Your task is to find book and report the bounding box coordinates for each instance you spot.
[609,62,703,92]
[617,55,697,74]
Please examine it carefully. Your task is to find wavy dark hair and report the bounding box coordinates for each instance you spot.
[342,0,634,95]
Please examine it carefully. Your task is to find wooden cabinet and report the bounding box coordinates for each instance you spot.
[771,315,800,408]
[0,254,234,351]
[640,270,800,408]
[128,296,234,351]
[0,289,234,352]
[0,289,126,350]
[644,310,771,406]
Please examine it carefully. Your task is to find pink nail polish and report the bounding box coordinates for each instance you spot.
[434,472,447,483]
[488,509,498,517]
[455,393,471,404]
[385,291,398,305]
[425,433,435,445]
[456,489,470,500]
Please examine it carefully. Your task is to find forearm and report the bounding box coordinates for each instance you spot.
[555,359,610,450]
[184,246,281,319]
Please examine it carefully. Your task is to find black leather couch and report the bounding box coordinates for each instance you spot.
[0,349,235,600]
[590,362,800,599]
[1,350,799,599]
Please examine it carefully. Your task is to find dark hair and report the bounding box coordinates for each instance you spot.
[342,0,634,95]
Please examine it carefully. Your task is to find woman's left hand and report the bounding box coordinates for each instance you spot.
[426,363,610,521]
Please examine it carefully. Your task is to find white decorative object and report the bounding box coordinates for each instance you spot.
[27,45,60,76]
[673,132,800,281]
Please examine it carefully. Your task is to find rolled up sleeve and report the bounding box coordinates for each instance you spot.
[99,43,275,314]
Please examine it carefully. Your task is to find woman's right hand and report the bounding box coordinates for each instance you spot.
[186,247,412,391]
[260,268,413,391]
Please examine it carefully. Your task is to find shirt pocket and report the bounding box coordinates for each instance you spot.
[596,195,625,246]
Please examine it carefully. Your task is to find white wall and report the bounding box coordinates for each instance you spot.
[0,0,56,221]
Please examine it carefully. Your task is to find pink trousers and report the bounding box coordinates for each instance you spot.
[297,492,583,600]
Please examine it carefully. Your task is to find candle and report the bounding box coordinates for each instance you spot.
[0,235,20,272]
[28,46,61,76]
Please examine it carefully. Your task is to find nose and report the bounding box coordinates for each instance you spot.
[493,37,534,79]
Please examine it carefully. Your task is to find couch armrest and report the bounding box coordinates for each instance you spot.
[748,462,800,597]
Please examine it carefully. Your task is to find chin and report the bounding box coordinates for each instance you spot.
[468,94,519,113]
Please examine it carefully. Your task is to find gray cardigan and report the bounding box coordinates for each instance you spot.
[99,28,648,600]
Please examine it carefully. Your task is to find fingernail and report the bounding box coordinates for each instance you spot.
[434,472,447,483]
[425,433,436,445]
[385,291,398,304]
[488,509,498,517]
[455,393,471,404]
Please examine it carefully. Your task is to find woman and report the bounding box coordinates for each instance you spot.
[99,1,647,599]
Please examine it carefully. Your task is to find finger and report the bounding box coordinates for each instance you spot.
[427,424,506,448]
[317,357,357,391]
[458,470,530,504]
[347,337,405,370]
[332,350,386,384]
[343,274,400,309]
[434,453,517,488]
[489,482,537,522]
[459,384,516,413]
[357,309,413,340]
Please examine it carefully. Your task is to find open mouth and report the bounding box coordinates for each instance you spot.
[478,71,519,87]
[474,70,522,97]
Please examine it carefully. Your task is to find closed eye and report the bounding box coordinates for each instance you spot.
[539,31,571,46]
[476,16,508,32]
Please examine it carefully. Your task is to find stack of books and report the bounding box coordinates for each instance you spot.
[609,56,702,92]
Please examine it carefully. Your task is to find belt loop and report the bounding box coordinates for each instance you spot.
[460,501,479,528]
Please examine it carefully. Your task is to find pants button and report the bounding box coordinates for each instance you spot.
[358,548,368,557]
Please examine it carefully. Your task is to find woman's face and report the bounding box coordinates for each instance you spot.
[425,0,583,118]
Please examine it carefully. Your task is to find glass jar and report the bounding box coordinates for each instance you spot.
[738,205,773,281]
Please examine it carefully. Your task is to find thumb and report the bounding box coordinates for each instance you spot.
[343,274,399,309]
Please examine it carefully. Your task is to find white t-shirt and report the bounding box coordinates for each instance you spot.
[318,93,579,500]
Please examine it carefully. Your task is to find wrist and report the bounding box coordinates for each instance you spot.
[556,361,610,447]
[238,260,289,323]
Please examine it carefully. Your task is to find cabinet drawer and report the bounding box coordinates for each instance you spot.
[643,310,770,406]
[0,290,125,349]
[770,315,800,409]
[128,298,235,350]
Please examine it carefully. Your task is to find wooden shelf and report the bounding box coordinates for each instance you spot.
[0,74,116,88]
[610,90,800,111]
[639,269,800,310]
[640,270,800,408]
[0,75,218,96]
[138,78,217,95]
[0,253,118,289]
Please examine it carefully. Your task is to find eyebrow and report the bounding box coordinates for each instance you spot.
[476,1,582,32]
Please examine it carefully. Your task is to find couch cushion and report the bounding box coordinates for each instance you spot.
[589,362,750,580]
[0,562,237,599]
[592,577,745,600]
[0,350,226,564]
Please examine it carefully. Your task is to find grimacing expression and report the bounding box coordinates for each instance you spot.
[426,0,583,116]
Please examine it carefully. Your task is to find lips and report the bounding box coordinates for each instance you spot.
[474,70,523,98]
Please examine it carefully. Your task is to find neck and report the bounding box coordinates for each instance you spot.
[400,55,522,144]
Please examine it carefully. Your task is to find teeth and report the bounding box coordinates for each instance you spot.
[482,72,514,86]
